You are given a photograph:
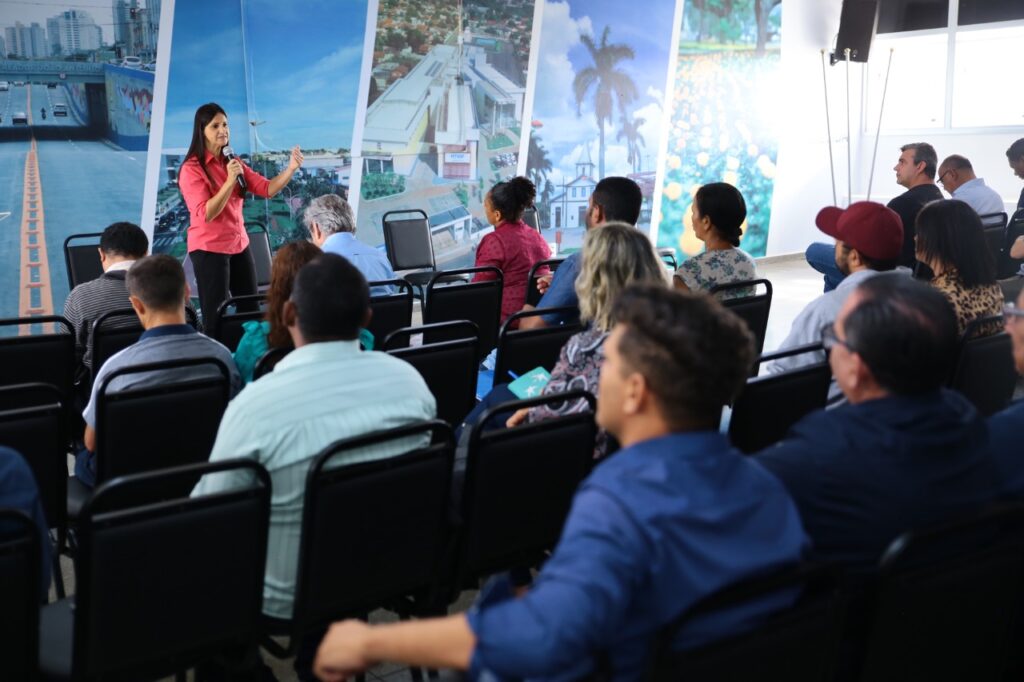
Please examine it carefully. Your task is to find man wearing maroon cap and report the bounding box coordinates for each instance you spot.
[767,201,904,376]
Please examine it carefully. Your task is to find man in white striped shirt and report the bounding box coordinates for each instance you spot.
[192,254,436,626]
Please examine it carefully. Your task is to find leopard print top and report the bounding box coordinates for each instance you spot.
[930,269,1003,337]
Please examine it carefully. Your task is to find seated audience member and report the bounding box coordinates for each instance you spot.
[989,289,1024,497]
[480,223,666,457]
[806,143,941,291]
[757,274,997,573]
[519,176,643,330]
[1009,137,1024,213]
[62,221,148,374]
[473,176,551,325]
[77,255,240,487]
[193,254,434,639]
[936,155,1005,217]
[233,240,321,384]
[768,202,902,375]
[304,194,396,295]
[0,446,52,599]
[313,285,807,682]
[673,182,756,297]
[915,199,1003,336]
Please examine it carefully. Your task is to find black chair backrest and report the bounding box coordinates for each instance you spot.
[210,294,267,352]
[0,509,40,682]
[645,563,843,682]
[385,322,479,425]
[246,224,274,288]
[424,267,503,354]
[729,343,831,454]
[859,504,1024,682]
[94,357,231,492]
[90,308,143,378]
[293,421,454,632]
[71,460,270,680]
[949,315,1016,416]
[492,308,582,387]
[383,209,435,272]
[979,212,1008,229]
[457,391,596,583]
[711,279,773,355]
[63,232,104,289]
[525,258,565,307]
[368,279,415,350]
[658,247,678,271]
[0,384,67,536]
[253,346,292,381]
[522,207,540,231]
[0,316,75,404]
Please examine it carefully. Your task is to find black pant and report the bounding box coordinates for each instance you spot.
[191,247,258,323]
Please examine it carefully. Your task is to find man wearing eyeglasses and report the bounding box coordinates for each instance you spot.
[936,155,1005,217]
[989,290,1024,497]
[756,273,997,574]
[1006,139,1024,267]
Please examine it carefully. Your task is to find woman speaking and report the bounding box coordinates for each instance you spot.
[178,102,304,320]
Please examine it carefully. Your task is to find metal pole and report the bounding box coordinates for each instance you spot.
[820,49,838,206]
[866,48,894,202]
[845,48,852,206]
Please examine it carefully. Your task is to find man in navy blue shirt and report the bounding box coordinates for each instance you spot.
[757,273,998,573]
[990,286,1024,497]
[518,177,643,330]
[313,285,807,682]
[0,446,52,598]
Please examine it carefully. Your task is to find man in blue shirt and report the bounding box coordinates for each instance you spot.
[757,273,998,573]
[305,194,396,295]
[989,287,1024,497]
[313,285,807,682]
[519,177,643,330]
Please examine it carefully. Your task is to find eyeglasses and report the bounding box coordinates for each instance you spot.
[821,323,854,352]
[937,169,953,185]
[1005,303,1024,323]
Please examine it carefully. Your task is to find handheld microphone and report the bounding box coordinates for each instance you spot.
[222,146,247,192]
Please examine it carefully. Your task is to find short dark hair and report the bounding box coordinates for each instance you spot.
[1006,138,1024,162]
[844,273,958,395]
[901,142,938,179]
[940,154,973,172]
[126,254,187,312]
[694,182,746,247]
[839,242,899,273]
[290,253,369,341]
[99,222,148,259]
[487,176,535,223]
[611,284,754,428]
[592,176,643,225]
[915,199,996,287]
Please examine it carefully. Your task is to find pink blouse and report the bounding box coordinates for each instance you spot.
[473,219,551,323]
[178,150,270,255]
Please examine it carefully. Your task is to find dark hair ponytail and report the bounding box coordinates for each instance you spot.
[487,176,536,223]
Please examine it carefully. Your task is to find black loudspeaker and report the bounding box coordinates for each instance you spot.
[831,0,879,65]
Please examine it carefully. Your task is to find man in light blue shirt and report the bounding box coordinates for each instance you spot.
[193,254,435,625]
[938,155,1005,218]
[305,193,396,295]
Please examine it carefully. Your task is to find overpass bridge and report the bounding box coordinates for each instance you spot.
[0,59,105,84]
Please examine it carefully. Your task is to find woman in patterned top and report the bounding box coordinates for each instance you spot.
[915,199,1003,337]
[506,222,667,457]
[673,182,757,299]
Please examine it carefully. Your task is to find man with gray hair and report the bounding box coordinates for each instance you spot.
[937,154,1005,217]
[304,194,397,294]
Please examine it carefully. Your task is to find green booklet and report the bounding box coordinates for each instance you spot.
[508,367,551,399]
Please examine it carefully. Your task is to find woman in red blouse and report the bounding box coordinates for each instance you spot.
[178,102,304,320]
[474,176,551,323]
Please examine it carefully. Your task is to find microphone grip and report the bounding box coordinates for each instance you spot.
[235,172,247,193]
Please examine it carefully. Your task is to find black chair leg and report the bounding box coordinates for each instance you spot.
[410,667,425,682]
[51,529,66,600]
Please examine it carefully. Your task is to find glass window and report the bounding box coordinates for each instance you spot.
[958,0,1024,26]
[877,0,948,34]
[865,34,948,130]
[952,26,1024,127]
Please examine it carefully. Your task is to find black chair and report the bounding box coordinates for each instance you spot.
[492,307,582,387]
[383,209,438,295]
[424,266,503,355]
[0,508,41,682]
[729,343,831,454]
[262,421,454,658]
[210,294,267,353]
[948,315,1016,417]
[68,357,232,517]
[451,391,596,592]
[90,307,200,381]
[858,504,1024,682]
[658,247,678,271]
[246,222,274,291]
[522,207,540,231]
[385,322,480,426]
[643,563,844,682]
[368,279,415,350]
[63,232,104,289]
[525,258,565,307]
[0,316,75,405]
[711,279,773,355]
[253,346,292,381]
[979,212,1008,229]
[40,460,271,681]
[0,383,68,597]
